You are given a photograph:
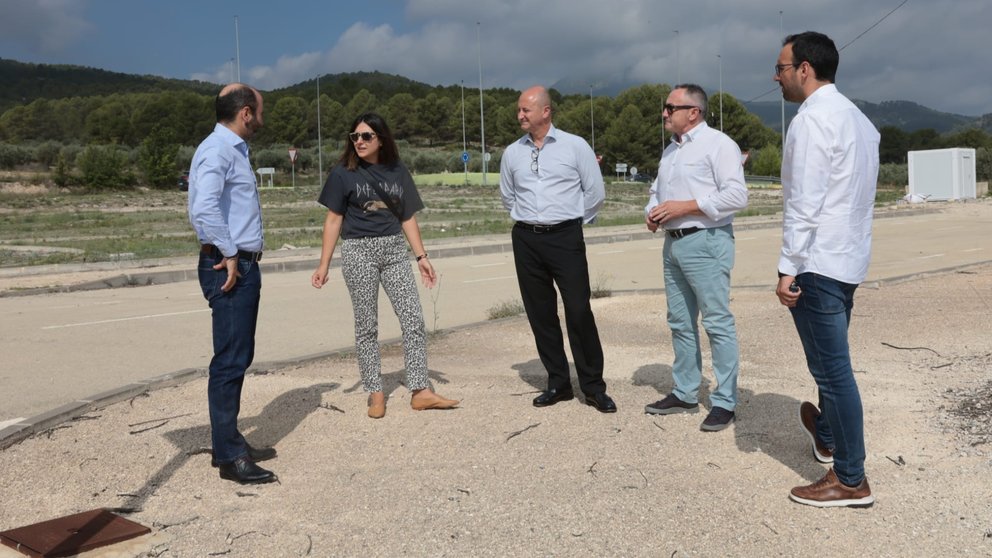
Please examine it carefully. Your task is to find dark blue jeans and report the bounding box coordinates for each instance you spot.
[789,273,866,485]
[198,251,261,464]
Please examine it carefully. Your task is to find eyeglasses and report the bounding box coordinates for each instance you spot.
[775,63,800,76]
[530,148,539,175]
[348,131,377,143]
[663,104,699,114]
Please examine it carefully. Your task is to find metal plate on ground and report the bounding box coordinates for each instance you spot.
[0,508,150,557]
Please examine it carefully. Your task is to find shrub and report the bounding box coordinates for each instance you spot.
[486,299,525,320]
[877,163,908,187]
[410,151,449,174]
[139,126,180,188]
[76,145,134,189]
[749,145,781,177]
[34,141,63,168]
[53,152,73,187]
[0,143,33,169]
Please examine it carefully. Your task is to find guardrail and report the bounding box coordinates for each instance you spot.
[745,175,782,184]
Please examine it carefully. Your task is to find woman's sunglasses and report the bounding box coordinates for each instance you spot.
[348,131,377,142]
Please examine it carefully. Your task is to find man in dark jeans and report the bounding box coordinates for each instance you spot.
[774,32,880,507]
[499,85,616,413]
[188,83,277,484]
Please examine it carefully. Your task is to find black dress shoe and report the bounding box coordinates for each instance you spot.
[211,443,277,467]
[533,388,575,407]
[585,392,618,413]
[217,456,277,484]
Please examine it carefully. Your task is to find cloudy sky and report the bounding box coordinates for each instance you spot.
[1,0,988,116]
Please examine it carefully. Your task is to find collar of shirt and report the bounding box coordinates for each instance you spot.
[671,121,708,147]
[213,123,249,157]
[796,83,838,115]
[522,123,559,149]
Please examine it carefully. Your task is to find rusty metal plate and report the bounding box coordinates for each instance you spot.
[0,508,150,557]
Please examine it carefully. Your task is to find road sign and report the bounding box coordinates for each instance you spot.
[615,163,628,173]
[630,166,638,176]
[461,151,470,163]
[484,153,492,162]
[288,148,298,163]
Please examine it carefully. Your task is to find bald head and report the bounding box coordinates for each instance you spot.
[215,83,264,140]
[517,85,553,139]
[216,83,260,124]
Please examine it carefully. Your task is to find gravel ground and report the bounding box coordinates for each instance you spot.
[2,268,991,557]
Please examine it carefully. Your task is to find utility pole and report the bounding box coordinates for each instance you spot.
[477,22,487,186]
[234,16,241,82]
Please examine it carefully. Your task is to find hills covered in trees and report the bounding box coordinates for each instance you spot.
[0,58,989,184]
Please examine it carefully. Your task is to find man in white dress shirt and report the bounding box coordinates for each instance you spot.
[642,84,749,433]
[774,31,880,508]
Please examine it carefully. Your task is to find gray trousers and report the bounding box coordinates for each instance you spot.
[341,234,429,393]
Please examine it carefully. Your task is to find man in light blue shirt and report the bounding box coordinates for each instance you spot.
[499,85,616,413]
[188,83,276,485]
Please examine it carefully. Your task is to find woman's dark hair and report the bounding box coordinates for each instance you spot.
[339,112,400,170]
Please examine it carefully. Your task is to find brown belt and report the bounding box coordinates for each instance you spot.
[200,244,263,262]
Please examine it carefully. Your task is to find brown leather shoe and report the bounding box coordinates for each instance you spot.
[789,468,874,508]
[368,392,386,419]
[799,402,834,463]
[411,390,459,411]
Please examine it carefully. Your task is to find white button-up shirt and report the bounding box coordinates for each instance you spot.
[500,124,605,225]
[645,121,748,229]
[779,84,880,284]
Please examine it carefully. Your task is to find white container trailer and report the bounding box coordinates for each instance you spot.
[907,148,977,201]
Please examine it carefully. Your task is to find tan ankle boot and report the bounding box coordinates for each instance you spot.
[368,392,386,419]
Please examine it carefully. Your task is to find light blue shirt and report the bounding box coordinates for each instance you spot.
[188,123,263,257]
[500,124,605,225]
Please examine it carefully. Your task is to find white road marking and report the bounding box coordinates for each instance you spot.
[463,275,516,284]
[43,309,209,330]
[916,254,945,260]
[51,301,122,310]
[961,248,983,253]
[470,263,506,268]
[0,418,26,430]
[935,226,964,231]
[595,250,625,255]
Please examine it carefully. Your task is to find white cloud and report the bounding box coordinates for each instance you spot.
[211,0,992,116]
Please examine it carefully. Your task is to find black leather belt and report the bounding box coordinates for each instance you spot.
[665,227,702,239]
[514,218,581,234]
[201,244,263,262]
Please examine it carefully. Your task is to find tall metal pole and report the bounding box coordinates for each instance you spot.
[674,30,680,84]
[316,76,323,184]
[780,10,785,145]
[589,85,595,153]
[461,80,468,183]
[477,22,487,186]
[718,54,723,132]
[229,58,235,83]
[234,16,241,82]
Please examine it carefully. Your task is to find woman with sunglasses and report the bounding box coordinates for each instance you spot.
[311,112,458,418]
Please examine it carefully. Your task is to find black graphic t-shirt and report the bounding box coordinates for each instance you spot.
[317,161,424,239]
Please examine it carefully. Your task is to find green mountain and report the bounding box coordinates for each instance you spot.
[0,58,218,116]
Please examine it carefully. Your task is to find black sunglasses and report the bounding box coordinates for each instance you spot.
[348,131,377,142]
[663,104,698,114]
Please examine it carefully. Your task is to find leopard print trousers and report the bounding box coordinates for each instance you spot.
[340,234,429,393]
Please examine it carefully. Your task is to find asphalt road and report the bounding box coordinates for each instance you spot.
[1,203,989,425]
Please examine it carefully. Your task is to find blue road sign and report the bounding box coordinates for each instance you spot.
[461,151,470,163]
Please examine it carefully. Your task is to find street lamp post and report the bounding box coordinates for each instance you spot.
[461,80,468,183]
[234,16,241,82]
[477,22,487,186]
[316,76,323,184]
[589,85,595,153]
[674,30,680,84]
[780,10,786,144]
[717,54,723,132]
